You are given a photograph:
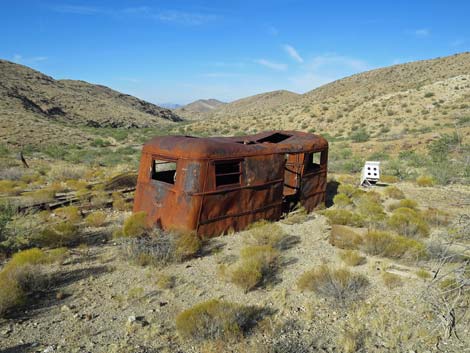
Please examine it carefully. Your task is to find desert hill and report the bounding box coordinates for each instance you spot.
[176,98,226,119]
[187,53,470,148]
[0,59,183,147]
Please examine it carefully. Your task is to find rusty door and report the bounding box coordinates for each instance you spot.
[283,153,304,197]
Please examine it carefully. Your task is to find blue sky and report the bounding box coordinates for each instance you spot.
[1,1,469,104]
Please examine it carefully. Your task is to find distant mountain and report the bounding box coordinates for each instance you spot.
[159,103,183,109]
[0,59,183,147]
[176,99,226,119]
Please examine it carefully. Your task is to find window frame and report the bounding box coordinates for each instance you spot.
[150,157,178,186]
[214,159,242,189]
[305,151,325,172]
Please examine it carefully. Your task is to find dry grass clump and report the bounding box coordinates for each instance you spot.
[85,211,107,227]
[175,299,261,341]
[416,175,435,187]
[380,175,399,183]
[297,265,369,303]
[384,186,405,200]
[112,192,131,211]
[355,195,386,224]
[225,245,279,292]
[55,206,81,223]
[156,274,176,289]
[122,231,201,267]
[0,248,66,316]
[422,208,451,227]
[36,221,79,247]
[23,189,55,203]
[382,272,403,289]
[121,211,148,237]
[415,268,431,279]
[339,250,366,266]
[362,230,427,260]
[387,207,430,237]
[333,193,352,208]
[329,225,363,250]
[388,199,418,211]
[245,222,293,250]
[322,209,365,227]
[48,164,87,181]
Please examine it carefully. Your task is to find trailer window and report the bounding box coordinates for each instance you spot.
[306,152,322,171]
[152,159,177,185]
[215,160,241,188]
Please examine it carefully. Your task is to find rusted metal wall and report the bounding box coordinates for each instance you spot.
[133,131,329,238]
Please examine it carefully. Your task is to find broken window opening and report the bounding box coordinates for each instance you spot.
[256,133,292,144]
[215,160,241,188]
[306,152,322,171]
[152,159,177,185]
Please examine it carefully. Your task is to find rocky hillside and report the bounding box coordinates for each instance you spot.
[187,53,470,150]
[0,60,184,147]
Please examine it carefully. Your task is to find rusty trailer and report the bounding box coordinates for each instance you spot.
[133,131,328,237]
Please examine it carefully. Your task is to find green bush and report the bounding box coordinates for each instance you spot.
[416,175,435,187]
[246,222,289,249]
[175,299,261,341]
[323,209,365,227]
[383,186,405,200]
[350,129,370,142]
[36,221,79,247]
[362,230,427,260]
[333,193,352,208]
[122,211,148,237]
[339,250,366,266]
[387,208,429,237]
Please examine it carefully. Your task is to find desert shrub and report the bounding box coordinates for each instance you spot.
[23,189,55,204]
[355,195,386,224]
[0,201,15,242]
[380,175,399,183]
[333,193,352,208]
[415,268,431,279]
[156,274,176,289]
[49,164,87,181]
[112,192,130,211]
[350,129,370,142]
[387,208,429,237]
[382,272,402,289]
[246,222,291,249]
[174,231,202,260]
[0,248,66,316]
[297,265,369,303]
[383,186,405,200]
[122,211,148,237]
[329,225,363,250]
[322,209,365,227]
[175,299,261,341]
[337,184,362,199]
[0,180,18,194]
[36,221,79,247]
[55,206,81,223]
[422,208,451,227]
[85,211,107,227]
[416,175,435,187]
[122,230,201,267]
[388,199,418,211]
[362,230,427,260]
[226,245,279,292]
[339,250,366,266]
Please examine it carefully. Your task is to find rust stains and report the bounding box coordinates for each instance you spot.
[133,130,328,237]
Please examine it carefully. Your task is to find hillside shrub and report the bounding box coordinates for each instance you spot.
[175,299,261,341]
[382,272,402,289]
[227,245,279,292]
[422,208,451,227]
[323,210,365,227]
[339,250,366,266]
[174,231,202,260]
[387,208,429,237]
[297,265,369,303]
[36,221,79,247]
[416,175,435,187]
[329,225,363,250]
[361,230,427,260]
[383,186,405,200]
[112,192,130,211]
[85,211,107,227]
[55,206,81,223]
[350,129,370,142]
[246,222,289,249]
[122,211,148,237]
[333,193,352,208]
[388,199,418,211]
[337,184,362,199]
[355,195,386,224]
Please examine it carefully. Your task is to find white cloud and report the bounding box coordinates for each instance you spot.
[254,59,287,71]
[53,5,100,15]
[283,44,303,63]
[153,10,217,25]
[412,28,430,37]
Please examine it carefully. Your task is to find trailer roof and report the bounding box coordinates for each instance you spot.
[142,130,328,159]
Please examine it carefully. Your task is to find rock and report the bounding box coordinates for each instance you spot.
[61,305,71,312]
[43,345,56,353]
[127,315,149,327]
